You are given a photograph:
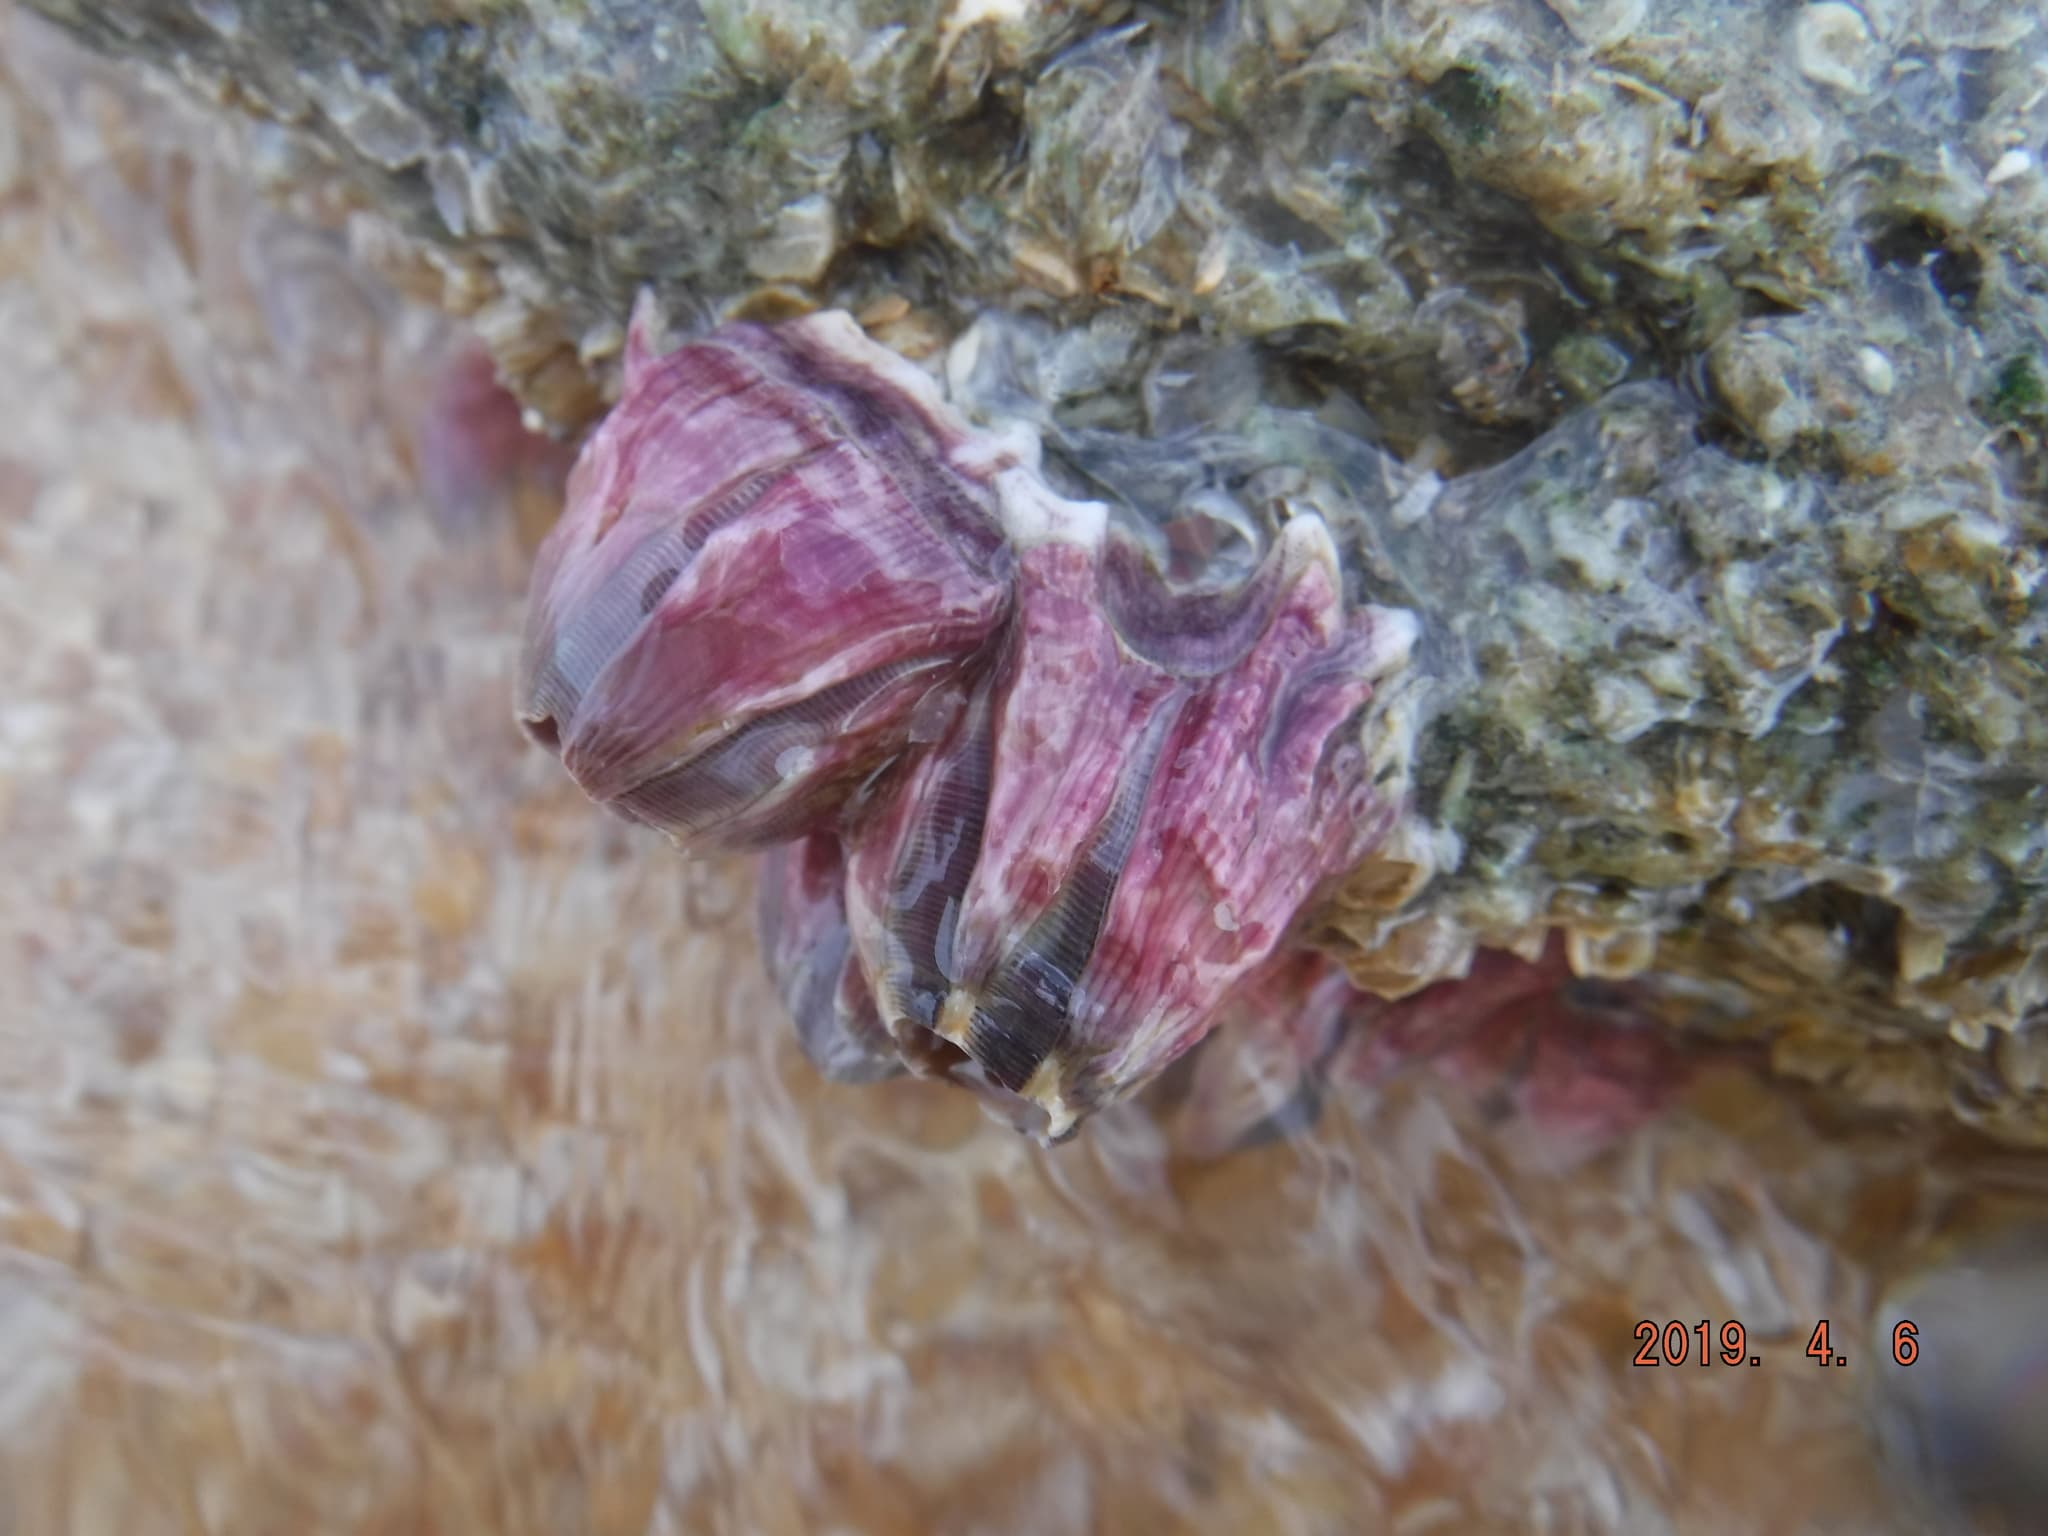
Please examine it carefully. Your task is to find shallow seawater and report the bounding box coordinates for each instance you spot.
[0,11,2041,1534]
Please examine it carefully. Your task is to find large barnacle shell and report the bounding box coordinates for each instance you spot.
[517,300,1016,849]
[847,483,1412,1137]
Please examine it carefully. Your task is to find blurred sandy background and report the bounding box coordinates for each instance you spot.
[0,8,2036,1532]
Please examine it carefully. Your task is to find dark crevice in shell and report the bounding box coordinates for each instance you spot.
[616,657,956,846]
[757,833,903,1085]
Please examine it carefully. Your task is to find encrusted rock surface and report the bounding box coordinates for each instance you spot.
[27,0,2048,1140]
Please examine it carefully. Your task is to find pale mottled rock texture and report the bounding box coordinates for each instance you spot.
[24,0,2048,1140]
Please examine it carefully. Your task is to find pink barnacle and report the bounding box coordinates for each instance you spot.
[517,298,1016,850]
[847,475,1413,1138]
[517,301,1423,1138]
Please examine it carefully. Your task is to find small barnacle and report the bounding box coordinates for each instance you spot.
[1022,28,1188,262]
[1420,287,1531,424]
[517,296,1017,850]
[1791,2,1879,97]
[846,479,1408,1136]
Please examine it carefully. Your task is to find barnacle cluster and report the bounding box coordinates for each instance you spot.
[520,301,1414,1136]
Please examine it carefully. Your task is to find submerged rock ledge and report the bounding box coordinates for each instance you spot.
[34,0,2048,1140]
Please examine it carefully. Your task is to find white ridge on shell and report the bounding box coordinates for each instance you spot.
[993,465,1108,549]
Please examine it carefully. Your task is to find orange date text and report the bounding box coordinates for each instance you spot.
[1632,1319,1755,1367]
[1632,1317,1919,1368]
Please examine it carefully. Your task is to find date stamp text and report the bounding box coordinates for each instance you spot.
[1631,1318,1918,1369]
